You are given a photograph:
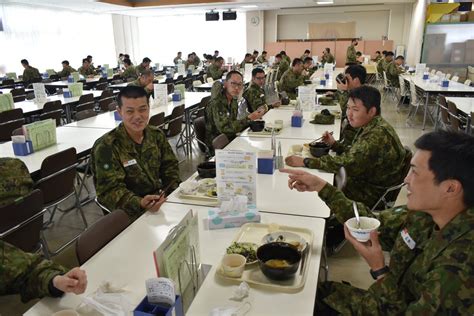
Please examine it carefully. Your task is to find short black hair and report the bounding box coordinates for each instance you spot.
[124,54,130,59]
[304,49,310,54]
[385,51,394,57]
[226,70,243,81]
[177,51,182,54]
[62,60,70,65]
[376,51,381,54]
[292,58,303,67]
[345,62,358,67]
[139,69,153,77]
[348,85,381,115]
[351,38,358,42]
[119,53,124,57]
[252,68,265,77]
[382,50,387,55]
[280,51,287,55]
[87,55,92,59]
[262,51,267,54]
[142,57,151,63]
[304,57,313,64]
[275,53,282,59]
[123,58,132,66]
[325,48,331,53]
[356,51,362,56]
[253,50,258,55]
[215,57,224,63]
[82,58,89,63]
[21,59,29,65]
[414,131,474,208]
[245,53,252,58]
[214,50,219,53]
[395,55,405,60]
[345,65,367,84]
[117,86,148,107]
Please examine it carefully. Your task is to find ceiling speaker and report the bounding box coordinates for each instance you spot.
[223,11,237,20]
[205,11,219,21]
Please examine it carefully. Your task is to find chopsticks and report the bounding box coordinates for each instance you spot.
[310,131,333,146]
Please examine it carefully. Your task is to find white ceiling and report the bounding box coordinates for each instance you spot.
[0,0,416,16]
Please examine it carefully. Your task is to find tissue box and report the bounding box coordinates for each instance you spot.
[134,296,183,316]
[114,111,122,121]
[320,79,326,86]
[208,206,261,230]
[67,76,74,83]
[63,90,72,98]
[291,116,303,127]
[12,141,34,156]
[324,73,330,80]
[258,158,274,174]
[172,93,181,102]
[423,74,429,80]
[441,80,449,87]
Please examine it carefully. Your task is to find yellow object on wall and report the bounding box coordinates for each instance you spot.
[426,3,460,23]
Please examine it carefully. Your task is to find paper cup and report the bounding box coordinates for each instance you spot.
[345,217,380,242]
[221,254,246,278]
[146,277,175,307]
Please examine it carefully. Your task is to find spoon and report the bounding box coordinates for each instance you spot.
[352,201,361,229]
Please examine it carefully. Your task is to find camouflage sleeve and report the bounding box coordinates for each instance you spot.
[0,158,34,207]
[0,240,67,302]
[346,47,356,62]
[209,102,249,139]
[92,141,143,217]
[22,69,31,83]
[243,88,266,113]
[157,132,181,193]
[208,66,223,80]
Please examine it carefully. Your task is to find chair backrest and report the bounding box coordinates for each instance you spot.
[447,100,464,131]
[75,109,97,121]
[192,80,202,88]
[445,73,451,80]
[0,189,45,253]
[430,69,436,75]
[95,82,108,91]
[35,147,77,205]
[451,75,459,82]
[149,112,165,128]
[435,71,443,77]
[0,118,25,142]
[438,95,450,126]
[98,90,115,112]
[76,93,95,112]
[0,108,23,123]
[465,79,472,86]
[193,116,208,153]
[335,166,347,190]
[40,109,62,126]
[195,95,211,118]
[75,209,130,265]
[167,83,174,95]
[206,77,214,83]
[42,100,62,113]
[11,88,26,102]
[212,133,229,150]
[409,80,418,105]
[166,105,185,137]
[1,78,14,86]
[398,75,406,95]
[382,71,389,86]
[184,78,193,90]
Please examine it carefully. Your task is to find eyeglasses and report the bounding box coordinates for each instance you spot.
[255,76,266,80]
[230,81,244,88]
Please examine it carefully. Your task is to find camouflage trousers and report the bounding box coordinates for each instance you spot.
[315,281,367,315]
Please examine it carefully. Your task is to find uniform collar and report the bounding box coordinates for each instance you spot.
[116,123,153,154]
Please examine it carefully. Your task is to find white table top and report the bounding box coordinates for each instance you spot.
[167,137,332,218]
[26,203,325,316]
[0,126,107,174]
[402,74,474,93]
[44,77,114,87]
[14,91,104,114]
[446,97,474,116]
[240,107,341,140]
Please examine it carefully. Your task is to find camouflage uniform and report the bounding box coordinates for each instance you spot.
[136,64,148,76]
[386,61,405,88]
[0,158,33,207]
[127,79,152,97]
[22,66,41,85]
[256,55,267,64]
[243,82,267,113]
[56,66,77,79]
[321,53,335,65]
[78,66,97,77]
[335,90,359,152]
[377,59,388,75]
[193,56,201,67]
[91,124,181,220]
[279,69,305,100]
[316,183,474,315]
[173,57,182,65]
[346,45,357,64]
[275,59,289,82]
[207,64,224,81]
[121,65,138,80]
[0,240,67,302]
[204,82,249,150]
[374,55,383,63]
[304,115,406,208]
[282,55,291,65]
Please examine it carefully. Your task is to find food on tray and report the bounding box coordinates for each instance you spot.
[263,127,282,133]
[265,259,291,269]
[226,242,258,264]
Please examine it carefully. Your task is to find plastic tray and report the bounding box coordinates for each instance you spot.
[215,222,313,293]
[247,127,283,136]
[177,174,219,205]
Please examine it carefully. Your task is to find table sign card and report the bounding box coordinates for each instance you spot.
[33,83,47,103]
[68,82,83,97]
[107,68,114,77]
[174,84,186,100]
[215,150,257,205]
[244,64,253,83]
[6,72,17,80]
[0,93,14,113]
[71,72,80,82]
[298,85,316,110]
[177,64,185,76]
[154,84,168,107]
[415,63,426,77]
[22,119,57,151]
[324,63,334,74]
[46,69,56,76]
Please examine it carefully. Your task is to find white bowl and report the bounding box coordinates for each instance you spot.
[179,181,199,194]
[345,217,380,242]
[221,254,246,278]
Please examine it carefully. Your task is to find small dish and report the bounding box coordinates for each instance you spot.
[221,254,246,278]
[179,181,199,194]
[226,242,258,265]
[261,231,307,252]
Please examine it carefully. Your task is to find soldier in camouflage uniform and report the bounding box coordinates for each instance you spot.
[373,50,383,63]
[127,70,154,97]
[91,86,180,220]
[346,38,358,64]
[0,158,33,207]
[377,51,393,76]
[279,58,305,100]
[272,54,289,82]
[184,54,195,70]
[281,130,474,315]
[78,58,97,77]
[1,240,87,302]
[121,58,138,80]
[285,86,407,209]
[136,57,151,76]
[20,59,42,85]
[302,57,317,80]
[321,48,335,65]
[240,53,253,69]
[300,49,311,61]
[386,55,406,88]
[56,60,77,79]
[173,52,183,65]
[192,52,201,67]
[243,68,280,113]
[204,71,264,153]
[280,50,291,65]
[256,51,267,64]
[207,57,225,80]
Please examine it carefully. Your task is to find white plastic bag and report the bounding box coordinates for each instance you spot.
[78,282,134,316]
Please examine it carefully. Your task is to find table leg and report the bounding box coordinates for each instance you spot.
[185,109,192,158]
[65,104,72,123]
[422,92,429,130]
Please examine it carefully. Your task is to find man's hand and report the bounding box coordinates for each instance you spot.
[280,168,327,192]
[322,131,336,146]
[52,267,87,295]
[140,194,166,213]
[336,80,348,91]
[284,155,305,167]
[248,109,264,120]
[145,82,154,91]
[344,225,386,272]
[271,101,281,108]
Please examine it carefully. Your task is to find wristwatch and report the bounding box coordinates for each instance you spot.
[303,158,311,167]
[370,265,389,280]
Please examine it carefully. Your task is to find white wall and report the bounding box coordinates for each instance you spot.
[246,10,264,53]
[406,0,427,65]
[263,4,413,47]
[112,14,141,66]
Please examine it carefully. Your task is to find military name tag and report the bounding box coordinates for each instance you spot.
[123,159,137,168]
[400,228,416,250]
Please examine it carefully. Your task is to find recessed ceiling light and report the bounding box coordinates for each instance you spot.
[316,0,333,4]
[241,5,258,8]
